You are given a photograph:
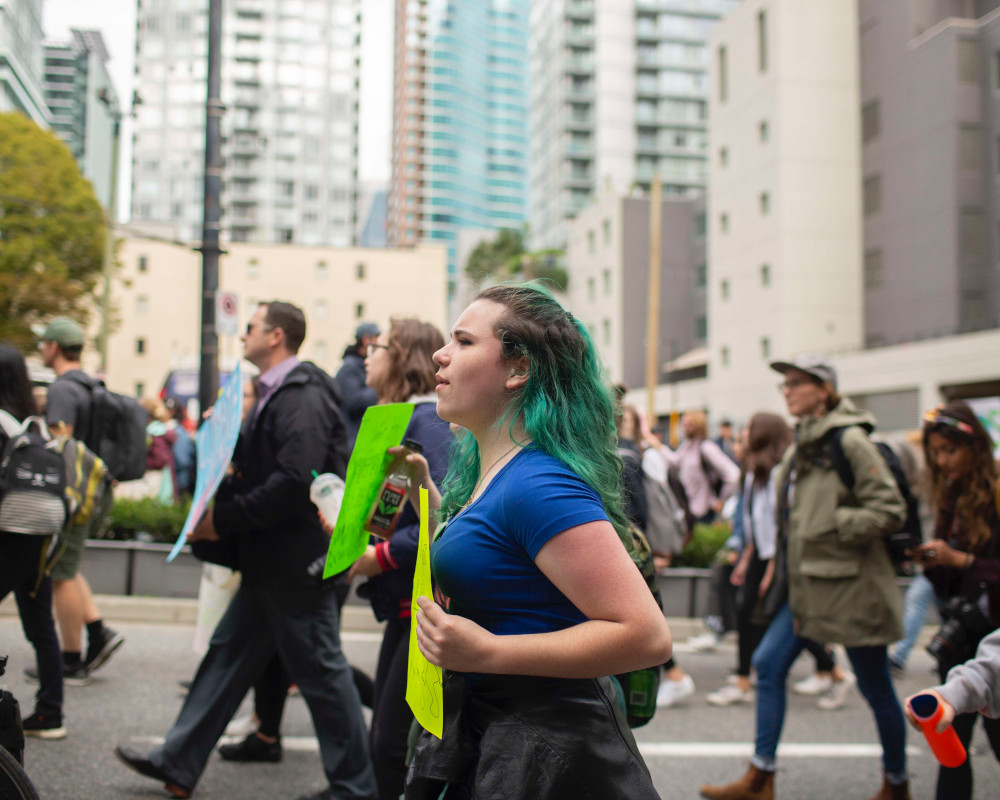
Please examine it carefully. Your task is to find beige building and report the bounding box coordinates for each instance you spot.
[85,235,448,402]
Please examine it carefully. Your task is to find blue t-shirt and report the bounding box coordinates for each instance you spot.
[431,448,609,636]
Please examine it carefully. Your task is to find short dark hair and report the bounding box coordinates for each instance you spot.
[262,301,306,353]
[57,344,83,362]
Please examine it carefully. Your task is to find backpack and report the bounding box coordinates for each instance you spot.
[631,446,693,556]
[0,412,68,536]
[63,374,147,481]
[612,526,661,728]
[0,657,25,766]
[825,427,922,575]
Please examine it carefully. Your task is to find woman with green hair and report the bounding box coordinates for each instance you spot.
[397,283,670,799]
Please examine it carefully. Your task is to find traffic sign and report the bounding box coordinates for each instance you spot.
[216,291,239,336]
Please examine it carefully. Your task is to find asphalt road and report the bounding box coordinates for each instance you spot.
[2,616,999,799]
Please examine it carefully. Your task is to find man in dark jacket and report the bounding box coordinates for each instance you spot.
[115,301,375,800]
[335,322,380,449]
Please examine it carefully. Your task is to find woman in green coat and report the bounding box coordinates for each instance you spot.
[701,355,908,800]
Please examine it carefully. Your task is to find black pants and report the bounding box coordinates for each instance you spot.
[934,656,1000,800]
[371,616,414,800]
[0,534,62,718]
[736,551,769,678]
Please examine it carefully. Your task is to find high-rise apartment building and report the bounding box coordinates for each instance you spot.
[387,0,530,289]
[528,0,738,251]
[0,0,48,123]
[707,0,864,420]
[861,0,1000,347]
[43,30,120,210]
[131,0,360,246]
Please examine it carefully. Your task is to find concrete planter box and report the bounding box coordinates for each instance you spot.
[81,540,202,598]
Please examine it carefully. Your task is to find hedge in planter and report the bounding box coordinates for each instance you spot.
[669,521,732,569]
[101,496,192,543]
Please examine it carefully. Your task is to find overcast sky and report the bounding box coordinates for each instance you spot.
[42,0,393,219]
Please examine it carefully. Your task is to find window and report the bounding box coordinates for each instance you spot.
[719,146,728,167]
[356,262,366,279]
[694,263,707,290]
[136,338,146,355]
[718,45,728,102]
[278,228,294,243]
[694,212,707,238]
[602,318,611,346]
[602,219,611,246]
[355,302,364,319]
[602,269,611,295]
[694,315,707,341]
[864,248,883,292]
[720,212,729,233]
[761,263,771,286]
[588,230,596,255]
[314,340,328,363]
[247,259,260,279]
[315,299,328,320]
[958,38,979,84]
[138,255,149,272]
[760,191,770,215]
[316,261,328,279]
[960,209,983,259]
[587,277,596,302]
[757,11,767,73]
[861,99,880,142]
[720,278,729,299]
[959,125,980,171]
[759,120,768,143]
[720,346,730,367]
[136,295,149,315]
[760,337,771,360]
[863,174,882,216]
[135,382,145,397]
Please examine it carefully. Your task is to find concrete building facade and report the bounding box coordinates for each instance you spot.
[706,0,864,421]
[861,0,1000,347]
[528,0,738,251]
[130,0,360,246]
[566,191,706,390]
[0,0,48,123]
[89,236,448,401]
[43,30,120,210]
[387,0,530,290]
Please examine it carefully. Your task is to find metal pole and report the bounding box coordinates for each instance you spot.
[198,0,224,415]
[98,115,120,375]
[645,178,662,427]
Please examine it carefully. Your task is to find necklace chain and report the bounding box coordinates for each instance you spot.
[462,442,521,510]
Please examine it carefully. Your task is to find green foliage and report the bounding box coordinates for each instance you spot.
[100,496,193,543]
[464,228,568,291]
[670,521,733,569]
[0,112,106,351]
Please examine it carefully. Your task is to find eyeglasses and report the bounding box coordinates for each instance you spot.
[777,377,812,392]
[922,407,975,436]
[366,343,389,357]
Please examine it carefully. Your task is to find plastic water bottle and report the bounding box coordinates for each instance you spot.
[310,471,346,525]
[908,693,967,768]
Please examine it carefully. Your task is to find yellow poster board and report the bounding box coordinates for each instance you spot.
[405,487,444,738]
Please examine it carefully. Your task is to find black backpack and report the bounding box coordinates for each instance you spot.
[64,374,147,481]
[0,412,68,536]
[825,427,922,575]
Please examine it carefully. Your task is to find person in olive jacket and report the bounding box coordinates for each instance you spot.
[701,355,909,800]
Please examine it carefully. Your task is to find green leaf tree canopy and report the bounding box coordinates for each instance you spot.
[464,227,568,291]
[0,112,105,351]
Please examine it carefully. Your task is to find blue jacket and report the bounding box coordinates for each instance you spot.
[362,401,452,621]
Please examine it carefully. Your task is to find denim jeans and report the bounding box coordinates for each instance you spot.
[751,603,907,778]
[891,572,936,668]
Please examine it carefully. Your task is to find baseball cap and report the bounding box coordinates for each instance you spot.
[355,322,381,339]
[38,316,85,348]
[769,355,837,391]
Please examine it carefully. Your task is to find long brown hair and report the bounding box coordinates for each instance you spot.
[372,318,444,404]
[923,400,997,549]
[746,412,792,485]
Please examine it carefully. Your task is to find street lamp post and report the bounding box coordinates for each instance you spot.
[96,90,121,376]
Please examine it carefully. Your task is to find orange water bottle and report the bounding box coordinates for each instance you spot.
[908,693,967,768]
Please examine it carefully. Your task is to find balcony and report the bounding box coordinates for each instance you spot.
[565,0,594,19]
[566,26,595,47]
[565,53,594,74]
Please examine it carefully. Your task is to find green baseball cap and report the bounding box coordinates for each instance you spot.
[38,316,84,348]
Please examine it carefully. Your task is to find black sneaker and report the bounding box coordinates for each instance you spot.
[85,627,125,673]
[22,712,67,740]
[25,662,92,686]
[218,733,282,763]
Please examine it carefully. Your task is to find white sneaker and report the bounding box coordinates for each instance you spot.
[792,673,832,696]
[656,674,695,708]
[706,683,753,706]
[817,672,857,711]
[686,632,720,652]
[225,712,259,737]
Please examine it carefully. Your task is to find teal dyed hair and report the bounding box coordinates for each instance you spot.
[439,282,630,544]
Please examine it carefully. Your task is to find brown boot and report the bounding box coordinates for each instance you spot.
[700,764,775,800]
[867,778,910,800]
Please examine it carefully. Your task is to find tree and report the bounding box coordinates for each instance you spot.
[464,227,568,291]
[0,112,105,351]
